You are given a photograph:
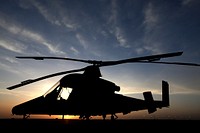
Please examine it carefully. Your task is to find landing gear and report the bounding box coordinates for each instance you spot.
[62,115,65,119]
[23,114,30,119]
[111,114,118,120]
[102,114,106,120]
[79,114,91,120]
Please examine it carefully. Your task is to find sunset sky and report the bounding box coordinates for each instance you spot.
[0,0,200,120]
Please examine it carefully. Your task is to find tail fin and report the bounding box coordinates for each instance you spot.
[162,80,170,107]
[143,80,170,114]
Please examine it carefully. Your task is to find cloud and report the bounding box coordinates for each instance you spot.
[135,48,145,55]
[4,56,19,64]
[28,0,79,31]
[139,2,164,54]
[181,0,195,5]
[42,42,65,55]
[14,28,65,55]
[0,62,20,74]
[70,46,79,55]
[115,27,129,48]
[30,0,61,26]
[108,0,118,24]
[75,33,88,49]
[0,39,26,54]
[107,0,130,48]
[143,42,163,54]
[143,2,158,33]
[0,15,65,55]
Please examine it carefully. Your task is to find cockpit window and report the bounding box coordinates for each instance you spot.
[58,87,72,100]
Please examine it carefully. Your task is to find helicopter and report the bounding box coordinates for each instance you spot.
[7,51,200,120]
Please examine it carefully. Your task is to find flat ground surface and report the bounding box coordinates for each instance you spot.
[0,119,198,131]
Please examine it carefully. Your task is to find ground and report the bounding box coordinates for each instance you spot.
[0,119,198,131]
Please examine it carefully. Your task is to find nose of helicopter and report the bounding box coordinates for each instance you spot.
[12,96,45,115]
[12,105,21,115]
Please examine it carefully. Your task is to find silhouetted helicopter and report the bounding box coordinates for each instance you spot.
[7,51,200,120]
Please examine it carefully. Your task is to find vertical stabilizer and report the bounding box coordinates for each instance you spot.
[162,80,169,107]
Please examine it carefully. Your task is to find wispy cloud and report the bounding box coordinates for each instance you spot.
[27,0,79,30]
[115,27,129,48]
[70,46,79,55]
[143,2,158,33]
[0,14,65,55]
[56,3,80,30]
[141,2,163,54]
[30,0,61,26]
[108,0,130,48]
[181,0,195,5]
[16,28,65,55]
[42,42,65,55]
[0,39,26,54]
[0,14,26,53]
[4,56,19,64]
[0,62,20,74]
[143,42,163,54]
[108,0,118,24]
[75,33,88,49]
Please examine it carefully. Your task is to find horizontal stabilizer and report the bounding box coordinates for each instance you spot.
[143,91,157,113]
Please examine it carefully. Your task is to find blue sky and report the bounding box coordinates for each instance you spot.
[0,0,200,120]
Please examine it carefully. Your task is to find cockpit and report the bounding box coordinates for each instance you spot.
[43,81,72,101]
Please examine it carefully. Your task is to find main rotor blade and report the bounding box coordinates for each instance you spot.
[7,67,86,90]
[136,61,200,66]
[16,56,101,65]
[99,51,183,67]
[16,52,183,66]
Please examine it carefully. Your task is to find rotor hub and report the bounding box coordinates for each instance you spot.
[83,66,102,78]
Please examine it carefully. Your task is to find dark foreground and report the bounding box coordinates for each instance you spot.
[0,119,198,131]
